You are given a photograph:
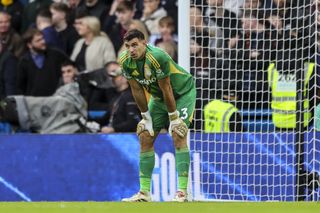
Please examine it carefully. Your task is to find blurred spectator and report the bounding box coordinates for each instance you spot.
[156,41,177,62]
[50,2,80,56]
[103,0,143,33]
[36,9,64,51]
[107,0,135,53]
[0,11,24,58]
[76,0,108,25]
[190,6,209,53]
[150,16,177,46]
[141,0,167,35]
[0,0,23,32]
[160,0,178,31]
[96,61,140,133]
[21,0,52,32]
[60,60,79,84]
[17,28,70,96]
[71,16,116,71]
[0,43,18,98]
[66,0,84,23]
[205,0,240,55]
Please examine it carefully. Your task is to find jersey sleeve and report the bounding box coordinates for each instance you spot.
[152,50,171,80]
[118,52,133,80]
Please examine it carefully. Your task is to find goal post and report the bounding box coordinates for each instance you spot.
[178,0,320,201]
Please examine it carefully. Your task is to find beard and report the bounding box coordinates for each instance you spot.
[32,46,47,54]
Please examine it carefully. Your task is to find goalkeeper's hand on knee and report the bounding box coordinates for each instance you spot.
[137,111,154,136]
[168,110,188,138]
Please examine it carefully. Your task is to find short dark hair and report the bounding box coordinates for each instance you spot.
[37,9,52,19]
[116,1,134,12]
[61,60,78,69]
[50,2,71,22]
[22,28,42,44]
[50,2,70,14]
[123,29,145,42]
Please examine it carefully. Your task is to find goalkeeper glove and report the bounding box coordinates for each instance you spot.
[137,111,154,136]
[168,110,188,137]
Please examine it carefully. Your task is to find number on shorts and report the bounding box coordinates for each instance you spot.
[180,108,188,120]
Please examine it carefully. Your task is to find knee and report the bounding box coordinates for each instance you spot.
[139,131,154,151]
[172,132,188,149]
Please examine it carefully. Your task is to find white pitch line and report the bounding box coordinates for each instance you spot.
[0,176,32,201]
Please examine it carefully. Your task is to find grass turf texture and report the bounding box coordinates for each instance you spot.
[0,202,319,213]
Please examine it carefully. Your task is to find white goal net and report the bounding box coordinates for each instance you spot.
[188,0,320,201]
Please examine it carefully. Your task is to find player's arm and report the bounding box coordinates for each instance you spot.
[128,79,148,112]
[158,77,187,137]
[157,76,176,113]
[128,79,154,136]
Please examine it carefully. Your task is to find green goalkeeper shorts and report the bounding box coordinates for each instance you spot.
[149,88,196,132]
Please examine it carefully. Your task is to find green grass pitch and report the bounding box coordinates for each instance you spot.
[0,202,319,213]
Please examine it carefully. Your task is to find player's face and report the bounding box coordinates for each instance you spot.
[124,38,147,60]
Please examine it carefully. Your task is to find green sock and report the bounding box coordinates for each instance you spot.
[175,147,190,192]
[139,151,155,192]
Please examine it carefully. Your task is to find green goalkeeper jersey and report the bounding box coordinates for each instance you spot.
[119,44,195,100]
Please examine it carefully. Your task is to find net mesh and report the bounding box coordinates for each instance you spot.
[188,0,320,201]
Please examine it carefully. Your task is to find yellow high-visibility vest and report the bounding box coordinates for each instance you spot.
[204,99,238,133]
[267,62,314,128]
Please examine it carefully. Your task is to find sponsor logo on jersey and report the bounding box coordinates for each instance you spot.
[155,69,164,78]
[136,77,157,85]
[132,70,139,76]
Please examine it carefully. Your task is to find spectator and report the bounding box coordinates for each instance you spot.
[160,0,178,31]
[60,60,79,85]
[107,1,135,54]
[0,43,18,98]
[0,0,23,32]
[21,0,52,32]
[0,11,24,58]
[156,41,177,62]
[71,16,116,71]
[103,0,143,33]
[76,0,108,25]
[50,2,80,56]
[17,28,70,96]
[66,0,84,23]
[150,16,177,46]
[36,9,64,51]
[140,0,167,35]
[97,61,140,133]
[205,0,240,55]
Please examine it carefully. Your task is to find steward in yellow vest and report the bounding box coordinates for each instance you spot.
[204,99,241,133]
[267,62,314,129]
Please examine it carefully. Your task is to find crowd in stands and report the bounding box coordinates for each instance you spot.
[0,0,319,133]
[0,0,178,133]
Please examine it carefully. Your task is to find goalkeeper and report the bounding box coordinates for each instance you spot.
[119,29,196,202]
